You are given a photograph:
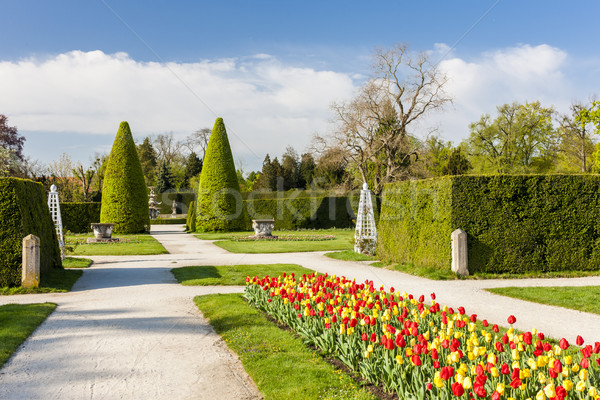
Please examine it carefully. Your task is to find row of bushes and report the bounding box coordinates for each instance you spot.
[0,178,62,287]
[378,174,600,274]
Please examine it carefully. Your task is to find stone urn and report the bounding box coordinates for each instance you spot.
[88,223,119,243]
[251,219,276,238]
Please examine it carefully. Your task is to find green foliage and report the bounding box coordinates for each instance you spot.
[378,175,600,275]
[136,137,158,186]
[150,217,186,225]
[486,286,600,315]
[186,200,196,231]
[183,152,202,188]
[0,178,62,287]
[100,121,150,233]
[61,202,101,233]
[0,303,57,368]
[243,196,354,230]
[196,118,244,231]
[154,191,195,214]
[155,160,173,194]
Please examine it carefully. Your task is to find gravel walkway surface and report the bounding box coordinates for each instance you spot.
[2,225,600,399]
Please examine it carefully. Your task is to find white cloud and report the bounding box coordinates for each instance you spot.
[428,44,579,144]
[0,50,356,168]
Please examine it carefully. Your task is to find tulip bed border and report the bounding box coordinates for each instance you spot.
[245,272,600,400]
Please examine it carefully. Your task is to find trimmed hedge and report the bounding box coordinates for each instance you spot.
[378,175,600,274]
[186,200,196,231]
[61,202,101,233]
[0,178,62,287]
[150,218,186,225]
[100,121,149,233]
[155,191,195,215]
[243,196,355,230]
[196,118,244,231]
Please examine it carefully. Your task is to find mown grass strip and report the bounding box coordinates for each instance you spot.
[62,257,93,268]
[324,251,377,262]
[0,303,56,367]
[172,264,314,286]
[486,286,600,315]
[194,293,376,400]
[65,233,168,256]
[0,268,82,295]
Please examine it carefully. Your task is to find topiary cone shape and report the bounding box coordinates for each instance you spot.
[100,121,149,233]
[196,118,243,231]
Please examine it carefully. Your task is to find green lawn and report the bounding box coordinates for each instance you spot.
[194,294,376,400]
[62,257,93,268]
[0,268,82,295]
[172,264,314,286]
[0,303,57,367]
[201,229,354,253]
[486,286,600,315]
[65,233,168,256]
[370,261,458,280]
[324,250,377,262]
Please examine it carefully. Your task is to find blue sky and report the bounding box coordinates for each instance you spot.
[2,1,600,171]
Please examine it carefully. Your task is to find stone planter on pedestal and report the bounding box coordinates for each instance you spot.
[88,223,120,243]
[251,219,277,238]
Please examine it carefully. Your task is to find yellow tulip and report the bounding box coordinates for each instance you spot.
[395,355,403,364]
[563,379,573,391]
[572,363,580,373]
[496,383,505,396]
[590,387,598,397]
[462,376,472,390]
[512,348,520,361]
[564,355,573,365]
[468,352,475,361]
[364,351,370,359]
[367,345,373,353]
[544,383,556,398]
[538,372,546,384]
[522,369,532,378]
[536,389,546,400]
[491,367,499,378]
[576,380,587,392]
[434,373,444,388]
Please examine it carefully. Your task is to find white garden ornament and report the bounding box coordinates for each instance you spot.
[47,184,65,259]
[354,182,377,254]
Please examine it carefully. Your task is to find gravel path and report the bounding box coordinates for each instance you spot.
[2,225,600,399]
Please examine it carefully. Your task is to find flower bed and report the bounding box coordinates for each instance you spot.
[232,234,336,242]
[245,272,600,400]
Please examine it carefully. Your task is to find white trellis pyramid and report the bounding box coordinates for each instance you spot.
[47,184,65,259]
[354,182,377,254]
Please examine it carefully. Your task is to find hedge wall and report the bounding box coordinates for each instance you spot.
[155,191,195,215]
[242,196,355,230]
[0,178,62,287]
[61,202,101,233]
[377,175,600,274]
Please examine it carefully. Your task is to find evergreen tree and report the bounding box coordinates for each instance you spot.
[196,118,243,231]
[155,160,173,193]
[100,121,149,233]
[299,153,316,188]
[281,147,299,190]
[136,137,158,186]
[271,157,283,191]
[256,154,275,190]
[183,151,203,188]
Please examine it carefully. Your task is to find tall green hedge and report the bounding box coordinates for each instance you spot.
[378,175,600,274]
[0,178,62,287]
[100,121,149,233]
[196,118,244,231]
[243,196,355,230]
[186,200,196,231]
[61,202,101,233]
[155,191,195,214]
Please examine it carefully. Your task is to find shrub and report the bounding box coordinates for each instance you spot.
[243,196,354,230]
[61,202,101,233]
[378,175,600,274]
[196,118,244,231]
[155,191,195,215]
[150,218,186,225]
[0,178,62,287]
[186,200,196,231]
[100,121,149,233]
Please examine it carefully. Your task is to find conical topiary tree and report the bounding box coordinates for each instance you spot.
[196,118,243,231]
[100,121,149,233]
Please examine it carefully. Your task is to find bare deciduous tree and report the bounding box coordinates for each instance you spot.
[328,43,452,194]
[154,132,183,164]
[183,128,211,159]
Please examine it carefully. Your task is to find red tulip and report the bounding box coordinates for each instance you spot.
[537,332,544,340]
[470,314,477,323]
[482,319,489,327]
[492,324,499,333]
[500,363,510,375]
[510,378,522,389]
[458,306,466,315]
[581,358,590,369]
[430,292,436,300]
[418,295,424,303]
[511,367,520,380]
[451,382,464,396]
[361,333,367,341]
[559,338,569,350]
[491,391,501,400]
[555,386,567,400]
[507,315,516,324]
[411,354,421,366]
[577,335,584,346]
[594,342,600,353]
[426,382,433,391]
[370,333,377,343]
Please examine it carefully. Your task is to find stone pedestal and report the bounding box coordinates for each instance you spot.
[251,219,276,238]
[451,229,469,276]
[22,234,40,288]
[88,223,119,243]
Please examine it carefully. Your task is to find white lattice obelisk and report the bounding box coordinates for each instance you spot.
[354,182,377,254]
[47,184,65,260]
